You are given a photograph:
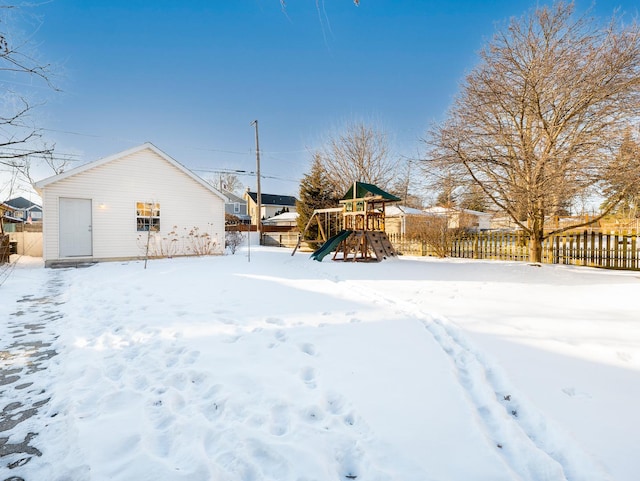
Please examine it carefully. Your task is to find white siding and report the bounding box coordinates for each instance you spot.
[41,148,224,263]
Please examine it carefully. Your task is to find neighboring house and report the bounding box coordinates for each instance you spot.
[261,211,299,227]
[384,205,429,236]
[1,198,44,256]
[3,196,43,223]
[423,206,492,231]
[0,202,9,220]
[222,190,251,224]
[34,142,226,267]
[1,201,19,228]
[243,190,297,225]
[490,213,522,231]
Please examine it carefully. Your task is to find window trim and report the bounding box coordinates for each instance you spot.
[136,201,161,232]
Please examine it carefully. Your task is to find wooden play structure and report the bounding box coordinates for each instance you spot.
[293,182,400,262]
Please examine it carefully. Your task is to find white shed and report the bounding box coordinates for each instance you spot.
[34,142,226,267]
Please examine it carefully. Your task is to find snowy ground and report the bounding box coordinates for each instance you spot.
[1,246,639,481]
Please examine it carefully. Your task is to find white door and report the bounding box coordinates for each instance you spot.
[59,197,92,257]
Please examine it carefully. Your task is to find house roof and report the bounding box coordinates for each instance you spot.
[34,142,227,202]
[423,206,492,217]
[222,190,247,204]
[246,192,297,206]
[3,196,42,211]
[262,212,299,225]
[386,205,426,217]
[340,182,401,202]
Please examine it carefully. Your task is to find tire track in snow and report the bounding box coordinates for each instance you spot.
[320,271,611,481]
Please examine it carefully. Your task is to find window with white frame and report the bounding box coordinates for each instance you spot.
[234,203,240,213]
[136,202,160,231]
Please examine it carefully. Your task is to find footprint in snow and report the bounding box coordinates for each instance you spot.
[274,330,288,343]
[165,355,179,368]
[300,367,317,389]
[343,412,356,427]
[166,371,188,390]
[184,350,200,364]
[265,317,284,326]
[269,404,290,436]
[132,374,150,391]
[562,387,592,399]
[222,334,241,344]
[147,399,175,431]
[299,342,316,356]
[326,392,346,415]
[336,442,364,481]
[104,363,125,382]
[301,405,325,423]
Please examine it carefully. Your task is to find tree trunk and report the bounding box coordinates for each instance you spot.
[529,232,543,263]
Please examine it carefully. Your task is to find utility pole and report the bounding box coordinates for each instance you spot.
[250,120,262,238]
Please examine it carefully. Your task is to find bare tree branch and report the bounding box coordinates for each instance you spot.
[315,122,399,197]
[424,1,640,262]
[0,3,57,197]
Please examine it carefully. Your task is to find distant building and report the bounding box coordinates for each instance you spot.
[3,196,43,223]
[384,205,429,236]
[262,211,299,227]
[221,190,251,224]
[243,190,297,225]
[422,206,492,231]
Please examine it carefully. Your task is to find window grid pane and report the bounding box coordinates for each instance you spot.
[136,202,161,232]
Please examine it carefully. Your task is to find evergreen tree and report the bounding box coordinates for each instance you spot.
[296,154,339,240]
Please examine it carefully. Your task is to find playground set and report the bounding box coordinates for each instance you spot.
[292,182,400,262]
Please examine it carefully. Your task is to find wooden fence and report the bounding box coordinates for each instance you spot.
[261,231,299,248]
[1,234,10,263]
[388,231,640,270]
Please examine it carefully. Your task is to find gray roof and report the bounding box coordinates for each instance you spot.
[222,191,247,204]
[246,192,297,206]
[4,196,42,211]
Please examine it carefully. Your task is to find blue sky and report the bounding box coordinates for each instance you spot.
[15,0,640,197]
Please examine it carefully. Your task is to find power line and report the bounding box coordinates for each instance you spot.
[41,127,103,138]
[191,167,299,184]
[41,126,310,156]
[0,145,83,158]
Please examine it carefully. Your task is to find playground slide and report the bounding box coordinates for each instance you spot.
[310,230,352,262]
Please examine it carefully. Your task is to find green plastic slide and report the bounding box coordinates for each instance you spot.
[310,230,352,261]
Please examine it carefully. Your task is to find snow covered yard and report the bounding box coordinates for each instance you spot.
[1,247,639,481]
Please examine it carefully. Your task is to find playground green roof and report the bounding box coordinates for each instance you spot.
[341,182,401,202]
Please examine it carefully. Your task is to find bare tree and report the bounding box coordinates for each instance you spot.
[458,183,489,212]
[433,172,460,208]
[405,214,468,258]
[602,130,640,218]
[208,172,243,194]
[315,122,399,196]
[1,5,57,194]
[388,159,424,209]
[424,2,640,262]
